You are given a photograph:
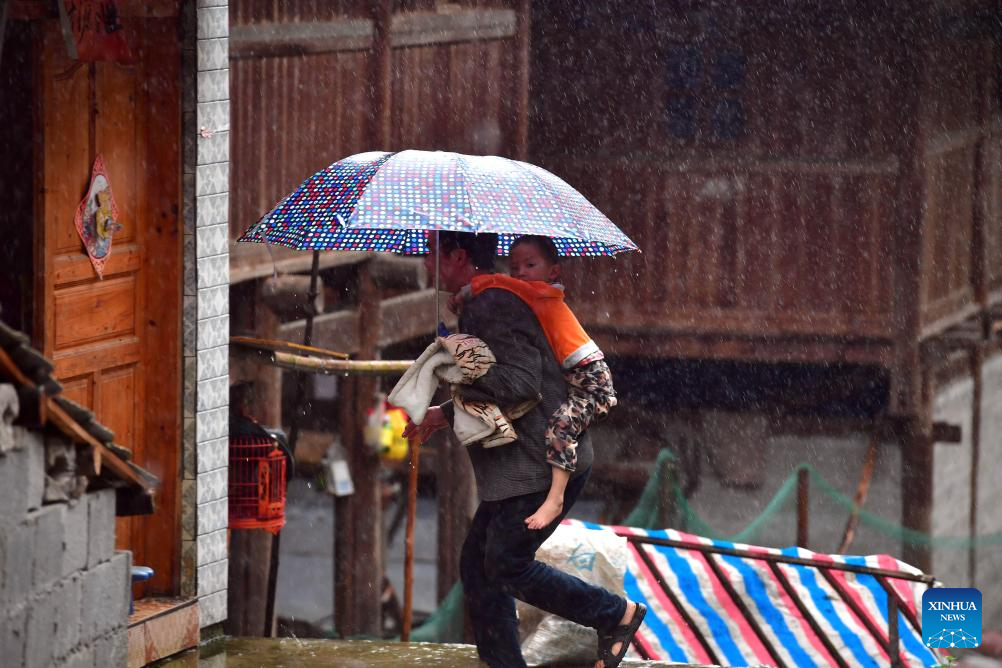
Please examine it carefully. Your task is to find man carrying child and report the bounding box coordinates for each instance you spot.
[404,231,644,668]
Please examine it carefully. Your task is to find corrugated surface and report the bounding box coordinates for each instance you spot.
[552,160,897,342]
[532,2,1002,352]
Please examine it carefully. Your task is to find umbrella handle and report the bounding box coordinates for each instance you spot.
[401,434,421,641]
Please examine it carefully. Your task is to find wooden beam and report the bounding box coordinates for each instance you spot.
[931,421,962,444]
[372,0,392,149]
[391,9,517,48]
[513,0,530,161]
[229,9,517,59]
[888,32,928,417]
[230,19,374,58]
[436,431,474,604]
[259,275,324,320]
[228,244,369,285]
[279,288,455,353]
[969,347,983,586]
[901,396,933,572]
[334,265,384,638]
[369,255,425,291]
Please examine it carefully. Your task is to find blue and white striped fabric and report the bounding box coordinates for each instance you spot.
[238,150,638,256]
[564,521,947,667]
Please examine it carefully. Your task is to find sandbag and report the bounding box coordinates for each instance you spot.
[517,523,628,666]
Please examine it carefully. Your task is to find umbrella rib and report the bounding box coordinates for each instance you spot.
[453,152,476,233]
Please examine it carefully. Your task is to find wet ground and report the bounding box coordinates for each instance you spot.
[161,637,694,667]
[275,477,608,634]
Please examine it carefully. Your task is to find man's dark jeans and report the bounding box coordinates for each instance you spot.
[460,468,627,667]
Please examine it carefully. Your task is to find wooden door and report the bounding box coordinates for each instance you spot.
[36,18,182,596]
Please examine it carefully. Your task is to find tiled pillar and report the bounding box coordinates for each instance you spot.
[182,0,230,629]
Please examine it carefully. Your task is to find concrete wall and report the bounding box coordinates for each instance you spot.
[0,428,130,668]
[931,352,1002,628]
[686,429,904,559]
[181,0,231,629]
[591,412,903,558]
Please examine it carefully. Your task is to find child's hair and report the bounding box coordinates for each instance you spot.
[511,235,560,265]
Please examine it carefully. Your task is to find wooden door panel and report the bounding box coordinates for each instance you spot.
[53,243,142,284]
[60,375,93,409]
[95,55,139,246]
[53,339,142,381]
[53,276,138,349]
[96,365,138,449]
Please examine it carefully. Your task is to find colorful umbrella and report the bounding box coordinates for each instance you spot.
[238,149,638,256]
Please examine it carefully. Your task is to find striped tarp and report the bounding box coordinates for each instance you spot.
[564,521,947,667]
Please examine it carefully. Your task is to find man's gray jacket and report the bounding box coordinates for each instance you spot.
[443,286,594,501]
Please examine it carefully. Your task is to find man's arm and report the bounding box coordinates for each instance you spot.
[456,289,542,406]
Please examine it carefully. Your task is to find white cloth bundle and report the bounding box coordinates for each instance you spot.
[389,334,534,447]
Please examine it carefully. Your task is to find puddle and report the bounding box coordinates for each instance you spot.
[161,637,487,667]
[159,637,692,667]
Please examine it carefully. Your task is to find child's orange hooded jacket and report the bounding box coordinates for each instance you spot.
[470,274,601,370]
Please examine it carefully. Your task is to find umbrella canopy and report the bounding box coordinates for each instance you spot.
[238,150,637,256]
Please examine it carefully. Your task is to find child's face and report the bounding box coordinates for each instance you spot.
[509,243,559,283]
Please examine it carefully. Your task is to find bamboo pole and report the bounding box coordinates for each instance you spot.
[837,434,879,554]
[234,346,412,376]
[230,335,350,359]
[401,435,421,641]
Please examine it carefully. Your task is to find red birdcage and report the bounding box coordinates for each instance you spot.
[228,435,286,534]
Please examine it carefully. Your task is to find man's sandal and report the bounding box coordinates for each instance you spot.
[596,602,647,668]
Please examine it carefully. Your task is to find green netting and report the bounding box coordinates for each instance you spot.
[411,449,1002,642]
[409,577,466,643]
[620,450,1002,548]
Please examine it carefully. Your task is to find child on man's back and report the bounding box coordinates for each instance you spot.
[450,235,616,529]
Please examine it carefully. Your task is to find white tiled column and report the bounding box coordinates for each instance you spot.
[184,0,230,629]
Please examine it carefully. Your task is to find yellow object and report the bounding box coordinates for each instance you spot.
[380,408,410,461]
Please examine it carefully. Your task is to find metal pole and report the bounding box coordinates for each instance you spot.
[888,592,902,668]
[969,346,983,587]
[797,468,809,549]
[401,434,421,641]
[288,249,322,455]
[265,249,321,636]
[435,230,441,332]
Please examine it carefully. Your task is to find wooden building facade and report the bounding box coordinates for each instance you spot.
[2,1,233,663]
[531,1,1002,578]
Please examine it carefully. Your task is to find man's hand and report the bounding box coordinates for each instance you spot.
[402,406,448,443]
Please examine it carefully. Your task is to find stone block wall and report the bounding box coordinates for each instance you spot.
[0,427,130,668]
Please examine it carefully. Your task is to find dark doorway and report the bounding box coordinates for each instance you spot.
[0,20,36,336]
